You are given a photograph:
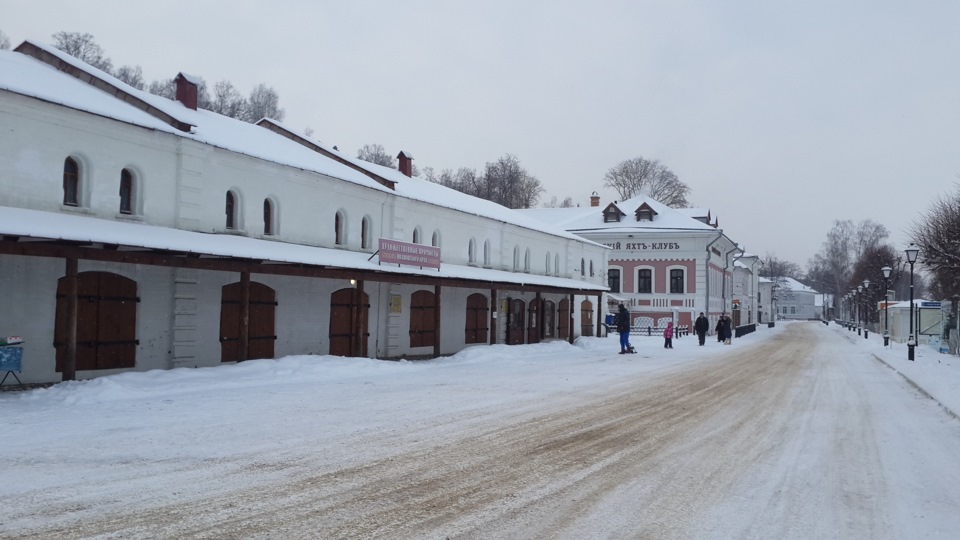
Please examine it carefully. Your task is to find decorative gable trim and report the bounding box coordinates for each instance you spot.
[256,119,397,190]
[635,202,658,222]
[601,202,625,223]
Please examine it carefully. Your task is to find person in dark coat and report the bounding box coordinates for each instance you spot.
[616,304,634,354]
[695,312,709,346]
[716,314,726,343]
[723,315,733,344]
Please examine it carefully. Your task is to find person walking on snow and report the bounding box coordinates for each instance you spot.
[695,312,709,346]
[664,322,674,349]
[716,314,726,343]
[723,315,733,344]
[616,304,635,354]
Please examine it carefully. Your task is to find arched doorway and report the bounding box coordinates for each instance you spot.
[55,271,137,371]
[558,299,570,340]
[410,290,436,348]
[220,281,276,361]
[507,298,525,345]
[543,300,556,339]
[527,299,540,344]
[465,293,489,344]
[329,288,370,357]
[580,299,594,337]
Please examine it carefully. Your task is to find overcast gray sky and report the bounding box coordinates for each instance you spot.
[4,0,958,267]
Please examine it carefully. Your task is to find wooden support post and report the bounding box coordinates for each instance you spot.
[490,288,498,345]
[568,293,576,344]
[354,280,365,357]
[434,285,442,357]
[596,293,603,337]
[536,291,544,342]
[63,257,78,381]
[238,271,250,362]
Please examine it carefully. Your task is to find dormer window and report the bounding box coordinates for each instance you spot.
[635,202,658,222]
[602,202,625,223]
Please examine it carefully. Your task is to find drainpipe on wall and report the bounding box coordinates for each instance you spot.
[705,233,724,316]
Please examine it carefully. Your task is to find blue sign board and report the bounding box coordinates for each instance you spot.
[921,301,942,308]
[0,347,22,372]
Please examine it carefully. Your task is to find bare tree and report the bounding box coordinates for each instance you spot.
[542,196,575,208]
[911,183,960,301]
[603,157,690,208]
[52,31,113,73]
[243,83,284,122]
[357,144,397,168]
[209,81,246,118]
[114,65,145,90]
[0,29,11,50]
[482,154,543,209]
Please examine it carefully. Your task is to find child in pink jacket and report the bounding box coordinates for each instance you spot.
[664,322,674,349]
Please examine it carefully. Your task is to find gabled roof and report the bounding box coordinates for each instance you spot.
[519,194,721,234]
[634,202,659,219]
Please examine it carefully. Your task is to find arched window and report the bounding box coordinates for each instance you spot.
[484,240,491,267]
[361,216,371,249]
[513,246,521,271]
[225,191,237,229]
[63,157,79,206]
[119,169,133,214]
[524,248,531,273]
[589,260,595,277]
[335,210,345,245]
[468,238,477,264]
[263,199,274,235]
[581,258,586,276]
[545,252,551,275]
[554,254,560,276]
[412,227,421,244]
[432,230,440,248]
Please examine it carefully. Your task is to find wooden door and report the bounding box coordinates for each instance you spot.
[329,288,369,357]
[527,299,540,344]
[507,298,525,345]
[55,272,138,371]
[543,300,556,339]
[580,299,594,337]
[465,293,489,344]
[220,281,276,362]
[410,290,436,348]
[558,299,570,339]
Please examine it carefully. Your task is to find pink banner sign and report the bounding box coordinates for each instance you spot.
[379,239,441,269]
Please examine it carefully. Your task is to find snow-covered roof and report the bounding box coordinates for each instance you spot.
[777,277,817,294]
[0,41,595,245]
[519,195,720,234]
[0,207,605,292]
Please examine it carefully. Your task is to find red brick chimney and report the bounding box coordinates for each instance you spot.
[590,191,600,207]
[397,151,414,177]
[175,72,200,111]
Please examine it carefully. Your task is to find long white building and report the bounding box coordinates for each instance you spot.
[0,41,608,383]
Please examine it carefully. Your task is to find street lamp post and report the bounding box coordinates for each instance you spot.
[862,279,871,339]
[881,265,892,346]
[906,243,919,361]
[857,286,863,335]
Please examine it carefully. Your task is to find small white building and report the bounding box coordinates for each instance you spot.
[773,277,821,320]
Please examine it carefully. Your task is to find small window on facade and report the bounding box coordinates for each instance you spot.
[513,246,520,271]
[335,211,344,245]
[263,199,273,235]
[63,157,79,206]
[545,252,551,275]
[670,269,684,293]
[554,254,560,276]
[791,306,796,314]
[119,169,133,214]
[608,269,621,293]
[581,258,585,276]
[638,269,652,293]
[484,240,491,267]
[468,238,476,264]
[225,192,236,229]
[589,260,595,277]
[412,228,420,244]
[524,248,531,273]
[361,217,371,249]
[432,231,440,247]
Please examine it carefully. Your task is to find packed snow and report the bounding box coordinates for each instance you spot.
[1,321,958,538]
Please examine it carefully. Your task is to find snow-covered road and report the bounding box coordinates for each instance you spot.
[2,322,958,539]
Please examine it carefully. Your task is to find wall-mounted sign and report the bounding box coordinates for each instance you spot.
[379,239,441,269]
[604,241,681,251]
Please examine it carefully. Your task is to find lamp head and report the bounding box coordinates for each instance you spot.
[882,266,892,279]
[863,279,870,289]
[905,243,919,263]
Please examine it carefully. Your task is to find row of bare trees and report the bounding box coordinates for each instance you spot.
[5,30,286,123]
